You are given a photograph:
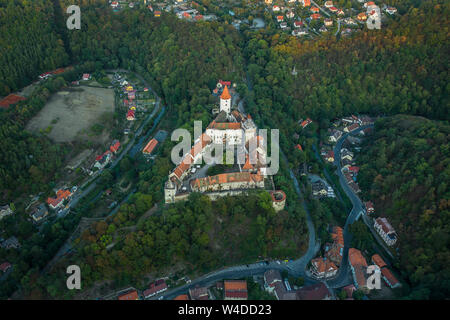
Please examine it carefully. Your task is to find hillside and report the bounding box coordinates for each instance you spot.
[358,115,450,299]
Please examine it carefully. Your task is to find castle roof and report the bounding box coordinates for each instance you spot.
[220,85,231,100]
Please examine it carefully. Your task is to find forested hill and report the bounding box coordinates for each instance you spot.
[358,115,450,299]
[242,0,449,134]
[0,0,69,95]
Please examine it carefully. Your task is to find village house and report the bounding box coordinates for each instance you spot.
[272,5,280,12]
[293,20,303,28]
[286,11,295,19]
[371,254,387,269]
[292,29,308,36]
[1,236,20,249]
[319,25,328,33]
[374,217,398,246]
[143,279,168,298]
[189,286,209,300]
[324,1,333,8]
[325,150,334,162]
[325,226,344,265]
[47,189,72,210]
[31,203,49,223]
[344,123,360,133]
[0,205,13,221]
[357,12,367,21]
[381,267,401,289]
[386,7,397,15]
[310,13,321,20]
[276,15,284,22]
[82,73,91,81]
[118,290,139,300]
[348,248,368,292]
[324,18,333,26]
[364,201,375,214]
[143,138,158,155]
[224,280,248,300]
[94,151,112,170]
[280,22,288,29]
[341,148,354,161]
[301,0,311,7]
[110,140,121,154]
[312,181,328,198]
[310,257,338,278]
[329,6,338,13]
[264,270,282,293]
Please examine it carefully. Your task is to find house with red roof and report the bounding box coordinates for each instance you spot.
[364,201,375,214]
[295,144,303,151]
[47,189,72,210]
[126,109,136,121]
[224,280,248,300]
[381,268,401,289]
[374,218,397,246]
[82,73,91,81]
[110,140,121,154]
[143,279,168,298]
[142,138,158,155]
[118,290,139,300]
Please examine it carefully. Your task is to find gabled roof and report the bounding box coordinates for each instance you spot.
[381,268,399,286]
[118,290,139,300]
[143,138,158,154]
[372,254,387,269]
[0,94,26,108]
[348,248,367,267]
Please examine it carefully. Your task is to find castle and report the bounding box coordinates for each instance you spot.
[164,84,285,211]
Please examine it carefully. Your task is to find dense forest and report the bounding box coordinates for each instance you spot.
[357,115,449,299]
[42,192,307,298]
[0,0,69,95]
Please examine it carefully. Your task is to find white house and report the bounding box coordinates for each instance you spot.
[374,218,397,246]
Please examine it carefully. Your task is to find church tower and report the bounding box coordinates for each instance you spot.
[219,85,231,114]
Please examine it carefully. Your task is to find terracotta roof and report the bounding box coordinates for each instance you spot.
[47,189,71,208]
[348,248,367,267]
[372,254,387,269]
[118,290,139,300]
[312,257,338,273]
[224,280,247,292]
[208,121,241,130]
[143,279,167,297]
[191,171,264,190]
[143,138,158,154]
[381,268,399,286]
[225,291,248,299]
[220,85,231,100]
[331,226,344,246]
[174,294,189,300]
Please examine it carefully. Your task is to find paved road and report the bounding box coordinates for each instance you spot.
[326,124,374,288]
[311,0,331,17]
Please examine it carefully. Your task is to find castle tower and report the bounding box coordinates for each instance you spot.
[220,85,231,114]
[164,179,176,203]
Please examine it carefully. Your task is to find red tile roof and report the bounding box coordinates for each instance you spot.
[143,138,158,154]
[47,189,72,208]
[224,280,247,292]
[0,262,11,272]
[381,268,399,286]
[174,294,189,300]
[118,290,139,300]
[372,254,387,269]
[348,248,367,267]
[220,85,231,100]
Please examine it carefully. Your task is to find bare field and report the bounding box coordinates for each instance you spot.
[26,86,115,143]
